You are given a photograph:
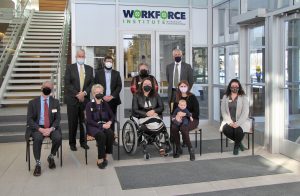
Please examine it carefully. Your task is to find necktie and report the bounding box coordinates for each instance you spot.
[173,63,179,87]
[79,64,85,91]
[44,99,50,128]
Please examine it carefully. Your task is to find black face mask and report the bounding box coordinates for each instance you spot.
[175,56,182,63]
[42,87,51,96]
[139,69,149,78]
[95,93,104,100]
[143,85,152,92]
[230,88,239,93]
[104,66,112,70]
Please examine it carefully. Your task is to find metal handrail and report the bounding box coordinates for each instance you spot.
[55,1,70,102]
[0,0,30,85]
[0,10,34,102]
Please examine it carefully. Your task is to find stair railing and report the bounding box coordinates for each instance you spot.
[55,1,71,103]
[0,10,34,103]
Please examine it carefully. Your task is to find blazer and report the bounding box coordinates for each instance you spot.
[94,68,122,105]
[64,63,93,105]
[166,62,194,101]
[85,99,115,137]
[220,94,251,133]
[25,96,61,140]
[132,94,164,118]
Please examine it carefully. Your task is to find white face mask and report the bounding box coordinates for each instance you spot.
[105,62,113,69]
[77,58,85,65]
[179,87,188,93]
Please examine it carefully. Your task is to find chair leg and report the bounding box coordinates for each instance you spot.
[200,129,202,156]
[118,127,120,160]
[221,132,223,153]
[27,141,31,171]
[195,131,198,148]
[247,133,250,149]
[85,147,88,165]
[225,137,228,147]
[60,144,63,167]
[252,132,254,156]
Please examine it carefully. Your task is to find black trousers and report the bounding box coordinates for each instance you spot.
[170,119,199,149]
[67,103,85,146]
[94,129,114,159]
[107,100,118,133]
[222,124,245,148]
[32,130,62,161]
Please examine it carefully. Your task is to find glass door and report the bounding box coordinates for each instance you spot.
[280,17,300,161]
[120,32,154,125]
[156,32,189,127]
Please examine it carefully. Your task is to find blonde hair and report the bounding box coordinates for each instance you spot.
[91,84,104,97]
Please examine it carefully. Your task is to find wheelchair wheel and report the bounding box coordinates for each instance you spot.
[122,120,138,154]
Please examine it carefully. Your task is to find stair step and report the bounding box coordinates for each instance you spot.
[35,11,64,13]
[32,17,64,20]
[0,99,31,104]
[4,92,41,97]
[8,79,57,83]
[20,48,60,52]
[15,63,57,66]
[11,73,53,77]
[28,29,62,32]
[17,57,59,61]
[31,22,64,26]
[25,36,61,40]
[18,53,60,56]
[29,25,63,29]
[13,68,57,71]
[6,85,55,90]
[22,44,60,48]
[27,32,62,36]
[31,19,64,23]
[23,40,61,43]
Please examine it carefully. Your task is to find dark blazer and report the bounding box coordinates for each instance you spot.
[132,94,164,118]
[94,68,122,105]
[25,96,61,140]
[85,100,115,137]
[64,63,93,105]
[166,62,194,101]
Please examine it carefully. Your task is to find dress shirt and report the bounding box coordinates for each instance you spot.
[104,69,112,96]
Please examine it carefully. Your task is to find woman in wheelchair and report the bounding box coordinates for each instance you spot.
[171,80,199,161]
[130,77,172,159]
[85,84,114,169]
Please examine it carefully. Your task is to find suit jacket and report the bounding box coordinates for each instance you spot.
[132,94,164,118]
[166,62,194,101]
[25,96,61,140]
[94,68,122,105]
[220,94,251,133]
[64,63,93,105]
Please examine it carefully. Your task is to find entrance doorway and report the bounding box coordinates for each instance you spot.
[119,31,189,126]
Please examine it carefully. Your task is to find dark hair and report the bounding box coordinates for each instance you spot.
[137,77,156,97]
[175,80,193,103]
[225,79,246,97]
[104,56,113,61]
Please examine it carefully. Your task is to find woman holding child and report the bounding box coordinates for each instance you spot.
[170,80,199,161]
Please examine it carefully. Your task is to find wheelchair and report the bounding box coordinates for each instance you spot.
[122,116,172,159]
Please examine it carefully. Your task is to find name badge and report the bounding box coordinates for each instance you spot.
[52,109,57,113]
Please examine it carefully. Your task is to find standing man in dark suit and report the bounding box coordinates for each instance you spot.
[64,49,93,151]
[26,81,62,176]
[94,56,122,143]
[166,48,194,112]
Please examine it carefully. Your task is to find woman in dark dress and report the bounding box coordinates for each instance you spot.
[85,84,114,169]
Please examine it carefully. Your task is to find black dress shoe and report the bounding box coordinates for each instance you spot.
[47,156,56,169]
[97,161,106,169]
[33,165,41,176]
[70,145,77,151]
[189,148,195,161]
[80,143,89,149]
[103,159,108,167]
[173,153,180,158]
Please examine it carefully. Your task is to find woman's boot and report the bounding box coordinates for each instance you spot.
[188,147,195,161]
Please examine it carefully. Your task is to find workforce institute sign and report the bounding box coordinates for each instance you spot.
[120,6,189,29]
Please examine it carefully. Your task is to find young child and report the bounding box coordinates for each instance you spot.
[172,99,193,126]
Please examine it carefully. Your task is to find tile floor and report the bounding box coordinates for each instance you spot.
[0,124,299,196]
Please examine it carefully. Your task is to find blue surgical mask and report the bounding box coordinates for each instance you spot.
[77,58,85,65]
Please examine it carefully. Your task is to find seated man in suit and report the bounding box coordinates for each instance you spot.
[26,81,62,176]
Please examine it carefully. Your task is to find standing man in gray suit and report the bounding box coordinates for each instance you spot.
[166,48,194,112]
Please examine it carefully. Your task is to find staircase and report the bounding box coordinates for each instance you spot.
[0,11,66,105]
